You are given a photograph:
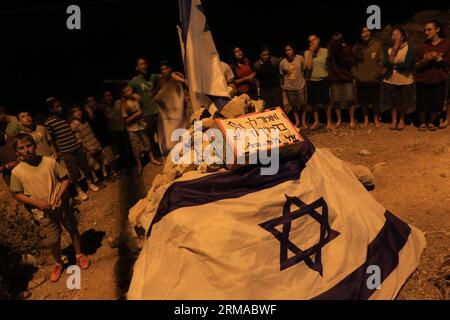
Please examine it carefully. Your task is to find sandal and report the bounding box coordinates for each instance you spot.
[50,264,64,282]
[76,254,90,270]
[419,124,427,132]
[427,124,437,132]
[439,122,448,129]
[397,123,405,131]
[111,171,121,179]
[150,159,163,166]
[389,123,397,130]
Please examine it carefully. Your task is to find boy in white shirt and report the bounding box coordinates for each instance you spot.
[10,133,90,282]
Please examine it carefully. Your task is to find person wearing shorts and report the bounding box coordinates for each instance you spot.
[327,33,356,129]
[305,34,331,129]
[9,133,90,283]
[121,86,160,176]
[383,27,415,131]
[280,43,308,129]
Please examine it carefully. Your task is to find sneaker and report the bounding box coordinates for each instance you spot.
[103,176,115,183]
[88,183,100,192]
[76,254,90,270]
[96,181,107,188]
[75,190,89,201]
[50,264,64,282]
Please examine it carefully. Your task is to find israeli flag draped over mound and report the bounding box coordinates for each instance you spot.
[128,138,426,300]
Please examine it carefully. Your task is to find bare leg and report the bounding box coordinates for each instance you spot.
[69,228,82,256]
[446,103,450,124]
[397,114,405,130]
[148,152,162,166]
[293,112,300,127]
[134,156,143,176]
[335,108,342,129]
[325,104,333,129]
[301,110,308,128]
[390,109,398,130]
[349,104,356,129]
[374,114,381,128]
[362,106,369,128]
[50,242,63,265]
[440,103,449,128]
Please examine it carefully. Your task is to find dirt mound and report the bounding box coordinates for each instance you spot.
[0,193,45,299]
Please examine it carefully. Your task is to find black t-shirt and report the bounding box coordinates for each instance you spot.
[254,57,281,90]
[90,107,110,147]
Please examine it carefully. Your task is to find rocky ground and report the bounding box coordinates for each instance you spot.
[0,122,449,300]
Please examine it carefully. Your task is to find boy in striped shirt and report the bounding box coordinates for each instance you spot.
[44,98,100,201]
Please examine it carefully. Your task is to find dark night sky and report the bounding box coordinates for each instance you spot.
[0,0,449,114]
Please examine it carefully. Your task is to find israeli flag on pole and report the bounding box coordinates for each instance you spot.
[178,0,230,112]
[128,138,426,300]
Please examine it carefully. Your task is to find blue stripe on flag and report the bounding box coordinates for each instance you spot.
[146,138,315,239]
[179,0,192,46]
[312,211,411,300]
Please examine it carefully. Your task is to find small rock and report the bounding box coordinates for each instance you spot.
[20,254,38,267]
[345,162,375,188]
[372,162,388,173]
[108,236,121,249]
[358,149,371,156]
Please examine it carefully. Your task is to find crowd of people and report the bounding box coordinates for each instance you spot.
[226,21,450,131]
[0,19,449,284]
[0,58,188,283]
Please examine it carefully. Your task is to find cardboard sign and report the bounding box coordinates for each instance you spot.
[214,107,303,170]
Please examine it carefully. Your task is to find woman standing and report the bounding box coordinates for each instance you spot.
[230,47,257,99]
[327,33,356,129]
[280,43,307,128]
[352,26,384,128]
[383,27,415,131]
[304,34,330,129]
[415,20,450,131]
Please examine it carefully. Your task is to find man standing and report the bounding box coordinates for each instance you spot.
[128,58,163,163]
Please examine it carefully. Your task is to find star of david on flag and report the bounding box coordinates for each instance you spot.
[260,196,340,275]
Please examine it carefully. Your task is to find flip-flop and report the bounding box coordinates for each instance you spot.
[419,124,427,132]
[389,124,397,130]
[428,124,437,131]
[439,123,448,129]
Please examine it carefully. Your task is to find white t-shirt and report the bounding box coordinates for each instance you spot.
[121,100,148,132]
[10,156,68,205]
[220,62,235,83]
[383,43,414,86]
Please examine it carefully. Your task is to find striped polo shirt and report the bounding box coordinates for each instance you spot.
[45,116,80,153]
[70,119,101,153]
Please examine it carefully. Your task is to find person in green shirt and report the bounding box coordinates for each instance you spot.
[127,58,163,162]
[0,106,23,139]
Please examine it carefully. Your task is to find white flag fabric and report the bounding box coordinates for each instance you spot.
[179,0,230,112]
[128,139,426,300]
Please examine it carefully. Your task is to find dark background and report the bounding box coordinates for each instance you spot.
[0,0,449,114]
